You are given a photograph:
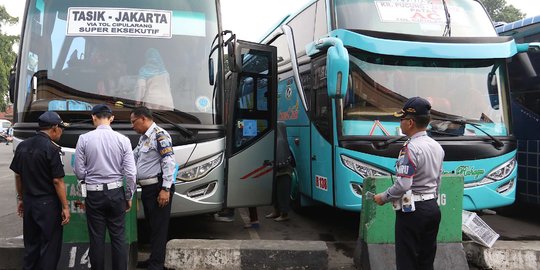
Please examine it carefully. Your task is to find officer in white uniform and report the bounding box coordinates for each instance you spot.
[131,106,176,270]
[374,97,445,270]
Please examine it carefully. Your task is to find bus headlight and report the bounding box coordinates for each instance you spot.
[486,158,516,181]
[465,158,516,188]
[177,153,223,182]
[341,155,390,178]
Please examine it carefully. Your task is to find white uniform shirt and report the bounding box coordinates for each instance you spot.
[382,131,445,203]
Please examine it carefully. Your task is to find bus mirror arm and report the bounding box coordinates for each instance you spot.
[281,25,308,111]
[516,42,540,53]
[529,42,540,52]
[208,30,236,84]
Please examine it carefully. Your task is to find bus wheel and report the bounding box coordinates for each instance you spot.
[289,169,303,213]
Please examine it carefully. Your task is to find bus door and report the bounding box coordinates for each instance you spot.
[225,40,278,208]
[310,57,334,206]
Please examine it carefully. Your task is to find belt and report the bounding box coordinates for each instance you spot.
[413,193,436,202]
[138,177,159,186]
[86,181,124,192]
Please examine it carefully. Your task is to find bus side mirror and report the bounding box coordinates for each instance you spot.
[327,45,349,98]
[8,57,17,103]
[208,58,215,86]
[487,72,499,109]
[228,39,240,73]
[307,37,349,98]
[9,71,15,103]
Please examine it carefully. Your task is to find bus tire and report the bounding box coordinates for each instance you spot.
[289,169,303,213]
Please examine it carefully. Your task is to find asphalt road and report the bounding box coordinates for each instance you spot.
[0,143,21,239]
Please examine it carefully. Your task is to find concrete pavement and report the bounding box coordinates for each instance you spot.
[464,240,540,270]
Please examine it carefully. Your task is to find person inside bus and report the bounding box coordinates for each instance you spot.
[265,122,295,222]
[136,48,174,110]
[90,50,128,97]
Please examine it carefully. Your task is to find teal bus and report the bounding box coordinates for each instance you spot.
[497,16,540,205]
[260,0,531,211]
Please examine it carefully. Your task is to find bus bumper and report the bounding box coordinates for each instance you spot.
[463,177,516,210]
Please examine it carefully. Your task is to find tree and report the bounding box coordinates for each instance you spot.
[479,0,525,23]
[0,5,19,112]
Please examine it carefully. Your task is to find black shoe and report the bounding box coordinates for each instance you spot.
[136,260,149,269]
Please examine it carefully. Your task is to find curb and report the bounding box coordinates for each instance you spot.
[464,240,540,270]
[165,239,328,270]
[3,238,540,269]
[0,237,23,270]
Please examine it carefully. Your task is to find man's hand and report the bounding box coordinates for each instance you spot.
[61,207,70,225]
[374,194,385,206]
[157,190,170,208]
[17,201,24,217]
[126,200,132,212]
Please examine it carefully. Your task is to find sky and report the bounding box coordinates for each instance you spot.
[0,0,539,39]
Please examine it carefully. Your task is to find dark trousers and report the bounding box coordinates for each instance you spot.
[275,172,292,214]
[141,183,174,270]
[85,187,127,270]
[23,195,63,270]
[395,199,441,270]
[248,207,258,222]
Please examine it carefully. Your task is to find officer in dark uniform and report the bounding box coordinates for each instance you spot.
[374,97,445,270]
[10,111,71,270]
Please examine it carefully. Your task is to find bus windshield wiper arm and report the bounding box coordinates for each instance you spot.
[152,111,194,139]
[374,135,408,149]
[432,117,504,149]
[442,0,451,37]
[117,101,194,139]
[428,129,460,136]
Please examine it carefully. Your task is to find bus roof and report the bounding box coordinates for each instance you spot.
[496,15,540,34]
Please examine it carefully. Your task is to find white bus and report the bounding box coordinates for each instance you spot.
[9,0,280,218]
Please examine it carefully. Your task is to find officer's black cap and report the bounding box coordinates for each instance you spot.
[393,97,432,118]
[91,104,113,115]
[38,111,69,128]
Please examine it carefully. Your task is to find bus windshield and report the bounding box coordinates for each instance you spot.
[17,0,219,125]
[343,50,509,136]
[335,0,496,37]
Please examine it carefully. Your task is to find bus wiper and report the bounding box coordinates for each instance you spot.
[433,117,504,149]
[116,101,194,139]
[442,0,451,37]
[152,111,194,139]
[65,118,93,127]
[374,135,408,149]
[428,129,460,136]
